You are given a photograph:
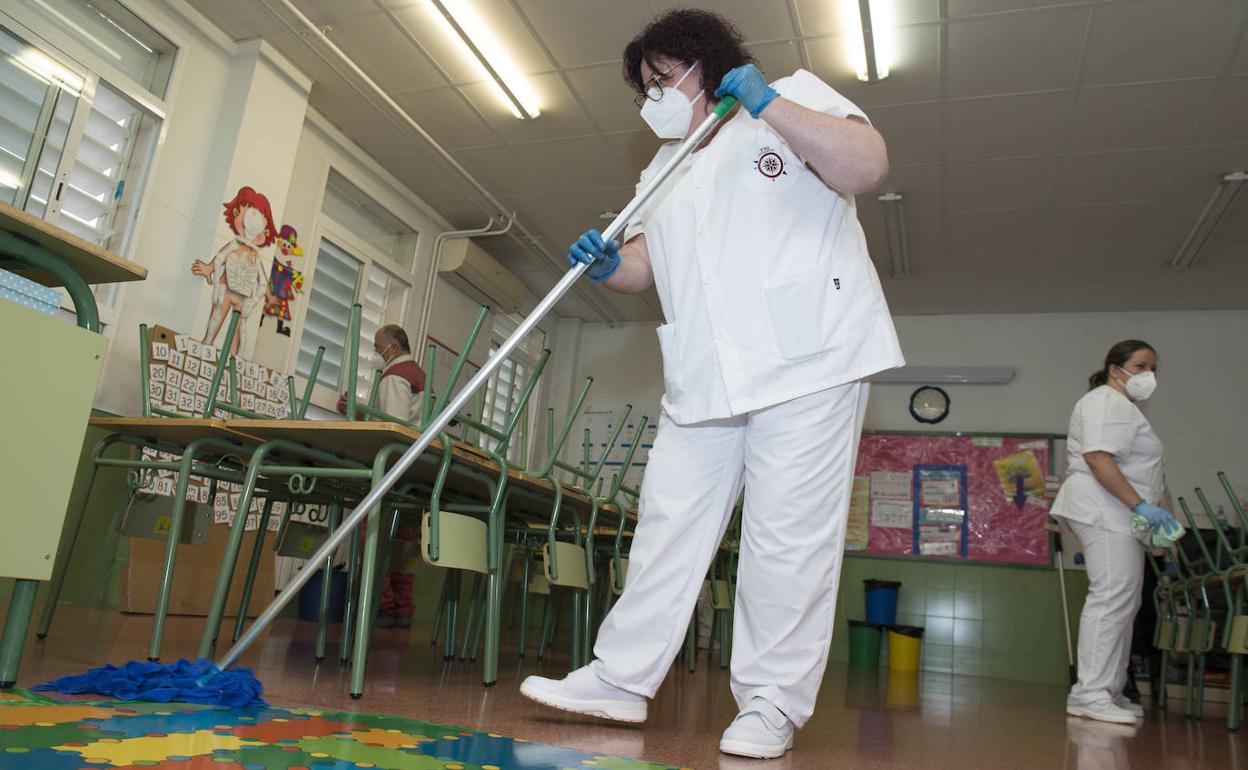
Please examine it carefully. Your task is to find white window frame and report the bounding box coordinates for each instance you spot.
[1,4,173,332]
[480,315,544,465]
[290,213,417,411]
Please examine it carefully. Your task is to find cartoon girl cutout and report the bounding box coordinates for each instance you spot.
[191,186,276,358]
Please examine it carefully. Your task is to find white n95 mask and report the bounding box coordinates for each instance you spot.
[640,62,703,139]
[1125,370,1157,401]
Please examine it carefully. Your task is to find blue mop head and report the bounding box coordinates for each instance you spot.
[32,659,265,708]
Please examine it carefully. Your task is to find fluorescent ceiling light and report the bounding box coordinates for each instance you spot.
[430,0,541,120]
[878,192,908,278]
[1171,171,1246,270]
[846,0,895,83]
[870,366,1016,385]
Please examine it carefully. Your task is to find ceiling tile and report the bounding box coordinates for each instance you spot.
[946,157,1059,210]
[512,0,657,68]
[1081,0,1247,86]
[1163,144,1248,200]
[391,87,501,150]
[1153,199,1210,244]
[1217,192,1248,239]
[296,0,401,26]
[1066,80,1215,153]
[807,24,942,108]
[311,85,425,158]
[793,0,942,35]
[1046,203,1158,248]
[1230,28,1248,75]
[870,102,944,166]
[947,0,1089,19]
[458,73,597,141]
[1195,77,1248,145]
[378,151,483,206]
[947,6,1091,98]
[649,0,798,43]
[452,146,530,197]
[753,40,806,81]
[863,165,944,216]
[1054,149,1179,205]
[946,209,1046,253]
[564,64,648,136]
[326,11,448,93]
[945,91,1074,160]
[184,0,285,38]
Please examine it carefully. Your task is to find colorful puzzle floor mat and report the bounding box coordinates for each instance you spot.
[0,689,685,770]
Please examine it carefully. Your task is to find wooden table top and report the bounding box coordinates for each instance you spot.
[0,201,147,285]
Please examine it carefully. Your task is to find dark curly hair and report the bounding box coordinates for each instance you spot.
[623,9,756,104]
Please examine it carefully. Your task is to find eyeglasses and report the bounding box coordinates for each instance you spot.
[633,63,682,108]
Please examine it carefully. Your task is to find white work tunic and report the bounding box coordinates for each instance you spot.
[625,69,903,425]
[1052,386,1166,536]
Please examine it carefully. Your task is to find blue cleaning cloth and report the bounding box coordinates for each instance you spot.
[32,658,265,708]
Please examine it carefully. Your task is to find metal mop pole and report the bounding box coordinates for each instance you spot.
[1052,521,1077,685]
[211,96,739,675]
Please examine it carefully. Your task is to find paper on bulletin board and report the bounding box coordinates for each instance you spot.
[872,498,912,529]
[993,451,1046,499]
[920,477,961,507]
[870,471,911,500]
[845,475,870,550]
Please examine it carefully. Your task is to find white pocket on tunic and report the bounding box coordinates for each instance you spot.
[655,322,686,406]
[763,267,845,360]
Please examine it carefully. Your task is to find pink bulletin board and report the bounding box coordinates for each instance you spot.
[849,433,1056,565]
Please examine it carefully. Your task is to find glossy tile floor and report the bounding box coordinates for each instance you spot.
[6,605,1247,769]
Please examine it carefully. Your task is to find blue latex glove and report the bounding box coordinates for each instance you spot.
[567,229,620,283]
[714,64,778,119]
[1133,502,1179,533]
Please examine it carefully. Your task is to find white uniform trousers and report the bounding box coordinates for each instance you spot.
[1063,518,1145,707]
[592,381,868,727]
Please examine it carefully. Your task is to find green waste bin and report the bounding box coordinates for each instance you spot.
[848,620,884,667]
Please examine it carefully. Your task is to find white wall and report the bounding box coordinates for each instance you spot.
[568,310,1248,517]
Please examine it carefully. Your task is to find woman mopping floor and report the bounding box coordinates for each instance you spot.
[519,9,903,760]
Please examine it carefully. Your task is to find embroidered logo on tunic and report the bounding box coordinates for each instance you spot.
[753,147,787,180]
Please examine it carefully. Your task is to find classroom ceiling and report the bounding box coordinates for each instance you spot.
[186,0,1248,321]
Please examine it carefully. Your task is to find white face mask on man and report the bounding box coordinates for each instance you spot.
[1118,368,1157,401]
[640,62,703,139]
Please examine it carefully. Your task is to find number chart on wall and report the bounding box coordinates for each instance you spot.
[847,432,1055,565]
[581,408,658,493]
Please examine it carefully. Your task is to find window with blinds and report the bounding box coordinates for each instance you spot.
[295,171,418,406]
[0,17,167,318]
[297,239,362,391]
[480,315,544,462]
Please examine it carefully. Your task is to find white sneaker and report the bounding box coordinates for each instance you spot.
[1066,697,1139,725]
[519,665,647,723]
[1112,694,1145,719]
[719,698,795,759]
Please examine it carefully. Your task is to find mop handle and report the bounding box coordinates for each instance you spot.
[212,96,738,674]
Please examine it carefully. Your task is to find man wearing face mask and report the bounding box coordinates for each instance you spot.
[336,324,425,627]
[337,324,425,423]
[1052,339,1180,725]
[520,9,903,759]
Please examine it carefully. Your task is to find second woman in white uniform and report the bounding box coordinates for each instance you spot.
[519,9,903,759]
[1052,339,1179,725]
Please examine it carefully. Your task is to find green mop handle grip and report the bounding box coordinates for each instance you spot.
[713,95,738,118]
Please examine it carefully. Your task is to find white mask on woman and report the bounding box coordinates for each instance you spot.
[1121,369,1157,401]
[640,62,703,139]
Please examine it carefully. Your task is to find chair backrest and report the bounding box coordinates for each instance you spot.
[543,540,589,589]
[421,510,487,575]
